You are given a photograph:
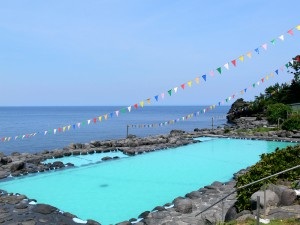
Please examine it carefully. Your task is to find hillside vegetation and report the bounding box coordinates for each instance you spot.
[227,55,300,131]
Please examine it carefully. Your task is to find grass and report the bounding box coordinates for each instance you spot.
[224,218,300,225]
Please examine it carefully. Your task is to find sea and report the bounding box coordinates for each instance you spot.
[0,106,230,155]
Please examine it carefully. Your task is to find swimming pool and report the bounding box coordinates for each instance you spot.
[0,138,296,224]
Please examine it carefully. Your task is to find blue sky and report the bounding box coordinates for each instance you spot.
[0,0,299,106]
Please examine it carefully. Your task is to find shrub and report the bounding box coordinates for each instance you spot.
[235,145,300,211]
[282,115,300,131]
[266,103,292,124]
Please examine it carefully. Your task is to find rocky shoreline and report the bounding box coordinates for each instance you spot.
[1,120,300,225]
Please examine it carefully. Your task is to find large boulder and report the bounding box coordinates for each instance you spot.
[281,188,297,206]
[32,204,57,214]
[250,190,279,209]
[10,160,25,172]
[267,184,297,206]
[173,197,193,214]
[224,205,238,222]
[1,156,12,165]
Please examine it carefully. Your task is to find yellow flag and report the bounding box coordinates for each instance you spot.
[187,81,192,87]
[98,116,102,122]
[140,101,144,107]
[239,55,244,62]
[266,75,269,80]
[296,25,300,30]
[63,126,66,132]
[246,52,252,58]
[104,114,108,120]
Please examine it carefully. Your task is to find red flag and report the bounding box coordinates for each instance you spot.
[231,59,237,67]
[134,104,138,109]
[93,118,97,123]
[181,84,185,89]
[287,29,294,35]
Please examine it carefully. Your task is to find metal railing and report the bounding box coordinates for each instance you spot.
[195,164,300,222]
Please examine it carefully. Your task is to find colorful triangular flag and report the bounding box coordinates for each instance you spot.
[262,43,267,50]
[202,74,206,81]
[271,39,276,45]
[224,63,229,70]
[287,29,294,35]
[279,35,284,41]
[168,89,172,96]
[231,59,237,67]
[217,67,222,74]
[155,95,159,101]
[255,48,259,54]
[238,55,244,62]
[187,81,192,87]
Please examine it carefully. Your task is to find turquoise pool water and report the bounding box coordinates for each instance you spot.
[0,138,296,224]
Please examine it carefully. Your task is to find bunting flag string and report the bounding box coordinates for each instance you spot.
[125,23,299,110]
[0,57,296,143]
[127,62,294,130]
[1,23,299,143]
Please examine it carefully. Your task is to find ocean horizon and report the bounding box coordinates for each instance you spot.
[0,106,230,155]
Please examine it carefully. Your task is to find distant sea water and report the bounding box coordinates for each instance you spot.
[0,106,230,155]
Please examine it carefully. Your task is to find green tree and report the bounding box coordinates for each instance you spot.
[266,103,291,124]
[282,115,300,131]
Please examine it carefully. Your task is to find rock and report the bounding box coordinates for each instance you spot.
[170,130,185,136]
[10,160,25,172]
[101,156,112,161]
[0,194,27,204]
[116,221,131,225]
[281,188,297,206]
[224,205,238,222]
[268,205,300,220]
[86,219,101,225]
[0,171,9,179]
[50,161,65,169]
[0,157,12,165]
[32,204,57,214]
[14,202,28,209]
[138,211,150,219]
[152,206,165,211]
[21,220,37,225]
[173,198,193,214]
[185,191,202,199]
[250,190,279,209]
